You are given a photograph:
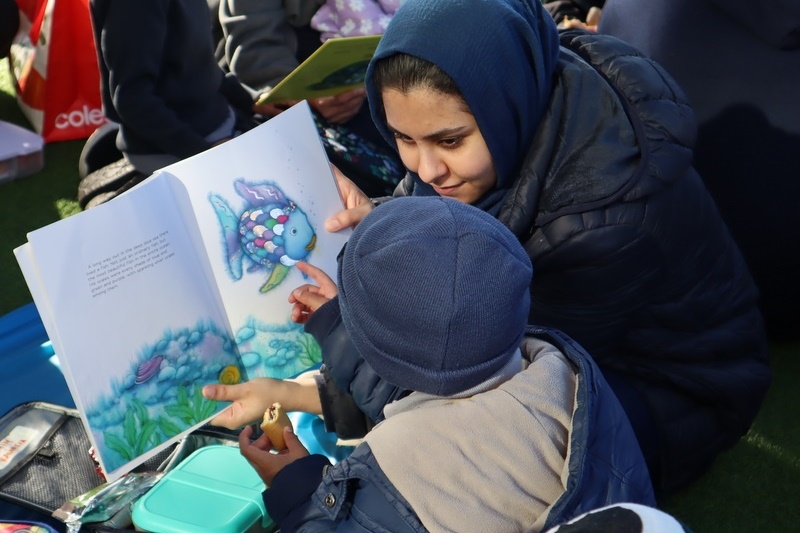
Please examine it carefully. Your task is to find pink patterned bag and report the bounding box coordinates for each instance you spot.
[311,0,404,41]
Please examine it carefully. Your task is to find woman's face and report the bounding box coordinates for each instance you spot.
[382,87,497,205]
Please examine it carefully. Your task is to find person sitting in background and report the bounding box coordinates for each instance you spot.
[544,0,800,341]
[310,0,403,41]
[236,196,655,532]
[214,0,404,197]
[0,0,18,59]
[90,0,256,176]
[597,0,800,341]
[214,0,323,106]
[542,0,598,25]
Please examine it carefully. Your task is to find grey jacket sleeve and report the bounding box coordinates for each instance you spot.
[218,0,307,93]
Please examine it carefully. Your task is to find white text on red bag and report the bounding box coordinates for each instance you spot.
[9,0,106,143]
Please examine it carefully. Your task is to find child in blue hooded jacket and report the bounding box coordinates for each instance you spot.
[235,196,654,532]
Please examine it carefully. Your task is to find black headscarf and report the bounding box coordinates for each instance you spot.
[365,0,560,213]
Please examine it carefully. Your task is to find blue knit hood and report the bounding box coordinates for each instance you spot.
[365,0,560,198]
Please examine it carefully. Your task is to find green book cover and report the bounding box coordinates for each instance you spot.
[256,35,381,105]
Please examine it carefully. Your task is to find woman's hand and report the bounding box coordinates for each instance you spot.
[289,261,338,324]
[325,165,375,232]
[309,88,366,124]
[238,424,309,486]
[202,376,322,429]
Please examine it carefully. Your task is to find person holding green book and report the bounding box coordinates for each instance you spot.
[214,0,404,197]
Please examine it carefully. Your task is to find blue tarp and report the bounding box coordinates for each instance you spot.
[0,302,74,417]
[0,302,72,530]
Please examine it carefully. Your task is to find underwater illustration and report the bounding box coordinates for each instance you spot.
[85,321,243,473]
[209,179,317,293]
[234,318,322,380]
[85,318,323,474]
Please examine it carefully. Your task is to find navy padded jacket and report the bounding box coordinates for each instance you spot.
[317,31,770,493]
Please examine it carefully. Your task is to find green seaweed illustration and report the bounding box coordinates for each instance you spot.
[103,398,158,461]
[103,385,218,464]
[156,415,184,439]
[296,333,322,368]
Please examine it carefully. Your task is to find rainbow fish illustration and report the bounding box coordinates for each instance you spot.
[209,180,316,292]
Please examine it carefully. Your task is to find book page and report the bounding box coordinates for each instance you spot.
[18,177,240,482]
[162,102,351,380]
[256,35,381,105]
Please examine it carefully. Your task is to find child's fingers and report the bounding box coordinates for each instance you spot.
[290,301,312,324]
[291,289,331,313]
[288,283,321,303]
[283,426,309,459]
[295,261,336,293]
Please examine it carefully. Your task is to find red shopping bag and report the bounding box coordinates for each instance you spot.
[14,0,47,27]
[8,0,106,143]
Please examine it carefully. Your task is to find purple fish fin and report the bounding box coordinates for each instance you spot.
[234,180,286,207]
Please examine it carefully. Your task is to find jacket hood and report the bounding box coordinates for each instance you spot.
[365,0,560,190]
[707,0,800,50]
[499,31,698,232]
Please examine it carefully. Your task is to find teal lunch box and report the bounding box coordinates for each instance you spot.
[132,445,275,533]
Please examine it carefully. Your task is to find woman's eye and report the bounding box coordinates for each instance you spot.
[440,137,462,148]
[393,132,413,144]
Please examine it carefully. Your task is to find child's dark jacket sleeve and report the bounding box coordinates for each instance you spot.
[263,454,330,526]
[304,297,408,439]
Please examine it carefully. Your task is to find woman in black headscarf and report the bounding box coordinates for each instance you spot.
[206,0,770,498]
[317,0,771,494]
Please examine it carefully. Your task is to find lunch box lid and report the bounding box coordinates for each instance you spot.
[132,445,274,533]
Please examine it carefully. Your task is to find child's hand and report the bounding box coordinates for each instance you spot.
[203,377,323,428]
[239,424,309,486]
[289,261,338,323]
[203,378,287,429]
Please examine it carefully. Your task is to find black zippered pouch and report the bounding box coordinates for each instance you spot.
[0,401,240,531]
[0,401,105,515]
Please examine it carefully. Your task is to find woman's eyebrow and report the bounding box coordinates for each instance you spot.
[386,123,468,141]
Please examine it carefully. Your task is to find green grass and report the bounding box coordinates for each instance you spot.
[2,58,799,531]
[1,59,83,314]
[664,343,800,531]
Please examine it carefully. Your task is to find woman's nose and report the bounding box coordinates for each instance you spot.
[416,149,446,184]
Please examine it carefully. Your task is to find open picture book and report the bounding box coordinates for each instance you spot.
[256,35,381,106]
[13,102,351,482]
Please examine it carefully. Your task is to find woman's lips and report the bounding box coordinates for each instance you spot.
[432,182,461,196]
